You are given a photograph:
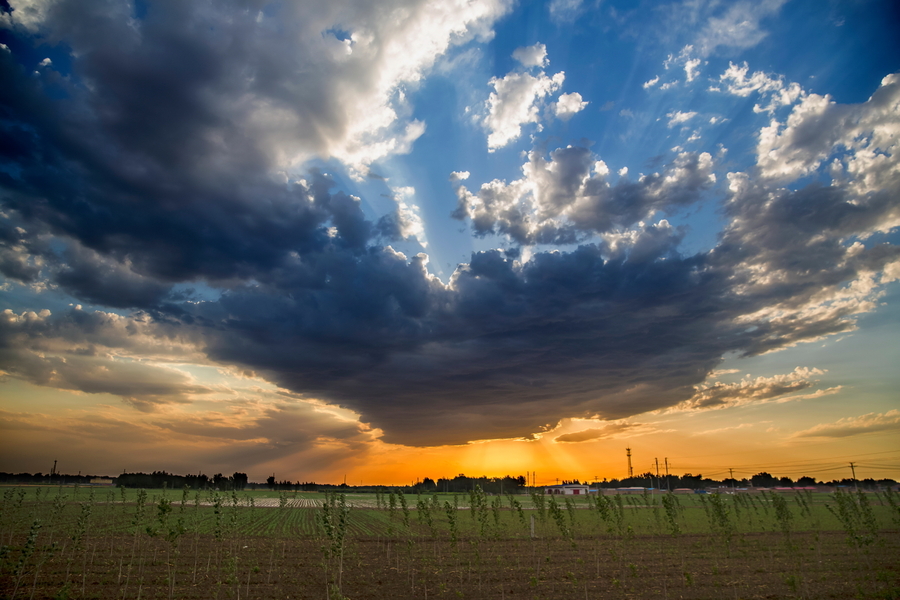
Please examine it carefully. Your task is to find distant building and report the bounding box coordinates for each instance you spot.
[544,484,589,495]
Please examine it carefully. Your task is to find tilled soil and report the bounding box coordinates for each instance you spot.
[2,530,898,599]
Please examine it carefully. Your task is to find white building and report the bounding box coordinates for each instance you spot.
[543,484,590,496]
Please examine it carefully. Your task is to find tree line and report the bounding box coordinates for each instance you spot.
[115,471,248,490]
[594,471,896,490]
[1,470,894,491]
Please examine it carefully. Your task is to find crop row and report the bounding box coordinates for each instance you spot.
[1,486,899,598]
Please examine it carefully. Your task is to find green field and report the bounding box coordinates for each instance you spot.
[1,485,898,598]
[2,485,895,536]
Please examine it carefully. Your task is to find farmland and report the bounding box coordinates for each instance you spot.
[1,485,898,599]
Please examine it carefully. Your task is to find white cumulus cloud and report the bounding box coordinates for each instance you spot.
[512,43,548,68]
[793,410,900,439]
[755,72,900,200]
[675,367,829,411]
[389,186,428,247]
[483,70,565,151]
[553,92,588,120]
[667,111,698,127]
[716,62,805,113]
[684,57,702,82]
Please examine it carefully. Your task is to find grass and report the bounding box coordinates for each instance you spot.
[3,485,896,535]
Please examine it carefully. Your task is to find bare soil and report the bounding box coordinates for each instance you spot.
[3,529,898,599]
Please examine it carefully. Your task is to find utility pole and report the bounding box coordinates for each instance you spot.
[729,468,735,492]
[626,447,633,478]
[849,462,858,490]
[665,458,671,492]
[655,458,660,491]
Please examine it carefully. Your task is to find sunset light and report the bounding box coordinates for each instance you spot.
[1,0,898,487]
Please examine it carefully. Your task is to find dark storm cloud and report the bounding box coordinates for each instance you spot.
[0,0,436,296]
[0,218,43,283]
[175,162,897,445]
[1,3,898,446]
[55,243,172,308]
[194,243,737,445]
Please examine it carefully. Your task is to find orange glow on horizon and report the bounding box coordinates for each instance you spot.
[1,380,897,487]
[295,424,900,488]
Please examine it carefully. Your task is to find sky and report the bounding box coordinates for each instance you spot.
[1,0,899,486]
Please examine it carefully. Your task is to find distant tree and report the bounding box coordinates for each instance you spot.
[825,478,858,487]
[496,475,524,494]
[797,476,817,486]
[778,476,794,486]
[680,473,704,489]
[232,472,248,490]
[414,477,437,492]
[750,472,777,488]
[266,475,276,490]
[619,472,654,488]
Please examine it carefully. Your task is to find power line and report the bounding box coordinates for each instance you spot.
[674,456,900,473]
[671,463,898,477]
[673,447,900,463]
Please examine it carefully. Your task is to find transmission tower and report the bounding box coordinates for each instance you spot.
[626,447,633,478]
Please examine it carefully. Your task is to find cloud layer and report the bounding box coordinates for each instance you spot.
[793,410,900,439]
[1,1,899,453]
